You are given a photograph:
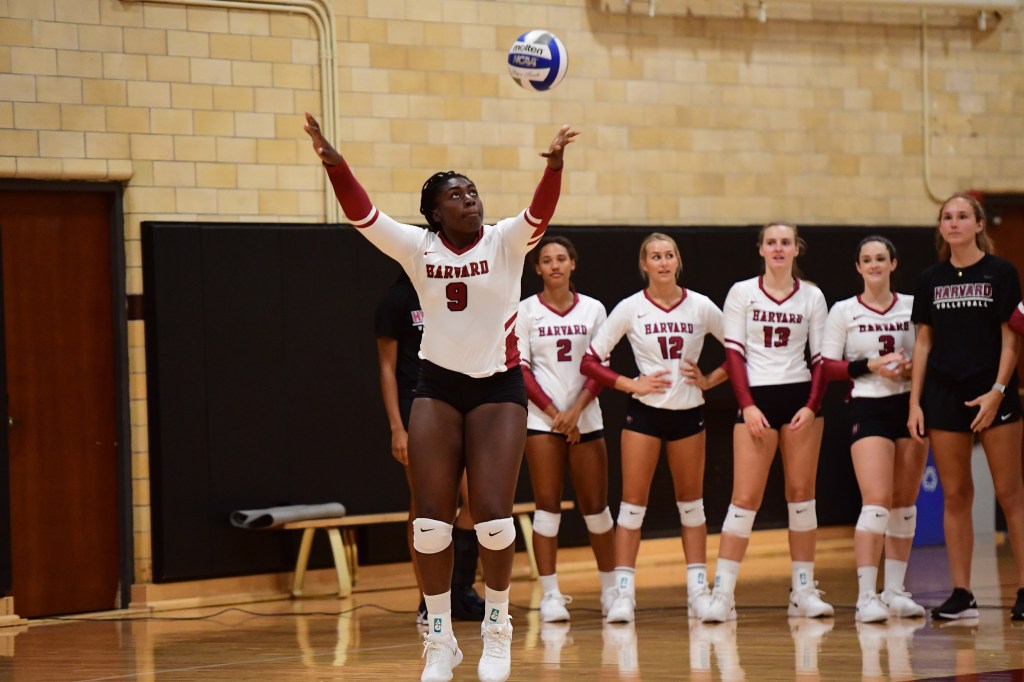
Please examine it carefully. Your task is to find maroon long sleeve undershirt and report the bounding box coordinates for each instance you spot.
[521,365,554,411]
[725,349,755,409]
[1011,305,1024,338]
[324,159,374,224]
[580,352,621,389]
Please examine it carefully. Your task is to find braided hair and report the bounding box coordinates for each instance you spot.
[419,171,473,233]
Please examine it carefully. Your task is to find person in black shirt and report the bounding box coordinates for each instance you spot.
[375,271,485,625]
[908,193,1024,622]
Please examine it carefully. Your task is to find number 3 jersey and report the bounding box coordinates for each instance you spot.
[821,294,915,398]
[722,276,827,387]
[517,293,607,433]
[587,289,724,410]
[325,163,560,378]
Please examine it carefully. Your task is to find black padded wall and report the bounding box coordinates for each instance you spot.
[143,222,935,581]
[143,223,404,581]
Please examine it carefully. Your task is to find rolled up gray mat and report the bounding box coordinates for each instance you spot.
[230,502,346,529]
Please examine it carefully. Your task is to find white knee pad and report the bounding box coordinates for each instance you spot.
[721,504,756,538]
[677,498,706,528]
[583,507,614,534]
[788,500,817,533]
[886,506,917,539]
[855,505,890,535]
[532,510,561,538]
[476,517,516,551]
[412,517,453,554]
[616,502,646,530]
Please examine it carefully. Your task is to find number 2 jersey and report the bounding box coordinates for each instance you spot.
[821,294,915,398]
[325,161,560,378]
[517,293,606,433]
[722,276,827,388]
[586,289,724,410]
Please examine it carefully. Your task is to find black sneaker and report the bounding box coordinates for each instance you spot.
[450,584,485,621]
[1012,588,1024,622]
[416,598,428,626]
[931,588,979,620]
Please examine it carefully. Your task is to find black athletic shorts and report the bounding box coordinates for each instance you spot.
[848,393,912,444]
[527,428,604,444]
[399,396,414,430]
[921,372,1021,433]
[734,382,813,430]
[414,360,527,414]
[623,400,704,441]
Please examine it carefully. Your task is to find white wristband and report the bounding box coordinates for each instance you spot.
[993,382,1006,394]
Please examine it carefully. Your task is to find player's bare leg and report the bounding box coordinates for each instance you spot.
[465,401,526,681]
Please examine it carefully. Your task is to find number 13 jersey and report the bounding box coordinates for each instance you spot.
[722,276,828,387]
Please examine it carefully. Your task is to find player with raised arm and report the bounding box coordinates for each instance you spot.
[306,112,579,682]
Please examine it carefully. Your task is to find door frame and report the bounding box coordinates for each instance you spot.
[0,179,133,608]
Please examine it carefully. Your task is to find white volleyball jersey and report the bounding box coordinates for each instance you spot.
[517,293,606,433]
[588,289,724,410]
[354,210,544,378]
[822,294,915,398]
[722,277,827,386]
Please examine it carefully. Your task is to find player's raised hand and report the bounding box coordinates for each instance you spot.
[304,112,343,166]
[540,124,579,170]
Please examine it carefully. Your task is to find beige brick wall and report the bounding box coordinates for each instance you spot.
[2,0,1022,585]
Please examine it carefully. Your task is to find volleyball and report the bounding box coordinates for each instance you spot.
[507,30,568,92]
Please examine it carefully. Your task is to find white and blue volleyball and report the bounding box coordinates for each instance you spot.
[507,30,568,92]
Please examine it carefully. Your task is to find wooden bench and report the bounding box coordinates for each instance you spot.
[283,499,575,598]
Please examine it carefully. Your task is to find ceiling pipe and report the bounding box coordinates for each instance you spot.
[123,0,340,222]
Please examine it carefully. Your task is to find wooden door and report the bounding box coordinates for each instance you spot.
[1,190,121,617]
[0,237,10,595]
[984,193,1024,496]
[984,195,1024,382]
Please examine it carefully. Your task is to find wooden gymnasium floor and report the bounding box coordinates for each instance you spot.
[3,528,1023,681]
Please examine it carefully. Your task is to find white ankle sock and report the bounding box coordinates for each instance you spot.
[714,559,740,595]
[539,573,560,595]
[884,559,908,590]
[483,586,510,625]
[614,566,635,594]
[857,566,878,596]
[792,561,814,591]
[687,563,708,596]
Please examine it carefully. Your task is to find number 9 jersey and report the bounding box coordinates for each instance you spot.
[821,294,915,398]
[722,276,828,387]
[587,289,724,410]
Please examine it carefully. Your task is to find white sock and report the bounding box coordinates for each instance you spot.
[484,586,510,625]
[857,566,878,596]
[539,573,560,595]
[687,563,708,596]
[792,561,814,591]
[884,559,908,590]
[714,559,740,595]
[599,570,616,593]
[424,590,453,635]
[614,566,636,595]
